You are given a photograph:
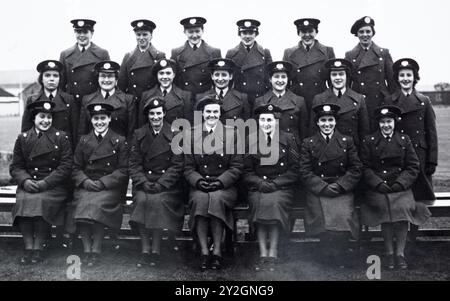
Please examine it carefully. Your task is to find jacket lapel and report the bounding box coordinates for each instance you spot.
[29,128,57,159]
[183,41,213,68]
[241,43,266,70]
[288,40,327,68]
[130,45,158,71]
[221,90,242,112]
[317,132,345,163]
[88,130,117,161]
[72,43,104,69]
[146,123,172,160]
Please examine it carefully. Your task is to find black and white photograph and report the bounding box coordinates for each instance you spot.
[0,0,449,286]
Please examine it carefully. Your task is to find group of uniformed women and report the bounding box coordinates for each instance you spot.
[9,15,438,272]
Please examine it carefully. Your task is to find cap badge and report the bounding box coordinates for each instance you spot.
[103,63,111,70]
[48,62,56,68]
[78,20,85,27]
[160,60,168,67]
[244,21,251,27]
[364,17,371,24]
[137,21,144,27]
[154,100,159,106]
[381,108,389,115]
[401,60,409,67]
[94,105,102,111]
[189,18,197,25]
[43,103,51,110]
[268,105,273,111]
[334,61,342,67]
[323,105,331,112]
[303,20,309,26]
[217,60,225,67]
[276,63,284,70]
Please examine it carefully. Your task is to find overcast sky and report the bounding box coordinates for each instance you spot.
[1,0,449,88]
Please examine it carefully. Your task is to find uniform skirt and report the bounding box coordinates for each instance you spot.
[247,189,293,232]
[188,187,237,231]
[72,187,125,230]
[361,189,431,227]
[129,189,185,232]
[12,186,68,227]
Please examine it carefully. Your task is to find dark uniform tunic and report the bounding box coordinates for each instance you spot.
[10,127,73,226]
[72,130,128,230]
[254,90,308,146]
[139,85,193,127]
[22,90,78,148]
[171,41,221,95]
[59,43,110,124]
[118,45,166,121]
[283,40,335,112]
[129,123,185,231]
[243,130,299,231]
[345,43,395,131]
[226,42,272,109]
[299,131,362,238]
[195,88,251,125]
[184,124,244,231]
[382,90,438,202]
[360,131,431,226]
[78,90,136,142]
[310,88,370,148]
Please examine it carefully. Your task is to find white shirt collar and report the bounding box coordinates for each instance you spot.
[215,87,229,97]
[402,89,413,97]
[45,89,57,98]
[321,131,334,140]
[382,133,392,139]
[333,87,346,96]
[189,40,202,49]
[161,86,172,94]
[95,129,108,137]
[78,43,91,52]
[360,42,372,51]
[273,90,286,98]
[302,41,315,49]
[204,123,218,133]
[101,89,115,98]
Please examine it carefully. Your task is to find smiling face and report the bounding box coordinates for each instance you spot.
[398,68,415,91]
[202,103,221,128]
[157,67,175,89]
[258,113,276,135]
[379,117,395,136]
[357,25,374,47]
[316,115,336,135]
[34,112,52,132]
[184,27,203,45]
[91,114,111,134]
[299,28,317,46]
[239,30,257,46]
[330,70,347,90]
[42,70,60,92]
[135,30,152,50]
[75,29,93,47]
[98,72,117,92]
[270,72,288,93]
[148,106,165,130]
[211,70,232,89]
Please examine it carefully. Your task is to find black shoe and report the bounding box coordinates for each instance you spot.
[87,253,100,267]
[199,255,209,271]
[384,254,395,270]
[254,257,267,272]
[266,257,278,272]
[210,255,222,270]
[149,253,160,267]
[31,250,44,264]
[19,250,33,265]
[136,253,150,268]
[396,255,408,270]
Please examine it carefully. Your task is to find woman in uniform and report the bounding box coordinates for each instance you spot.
[382,58,438,205]
[129,98,185,267]
[243,104,299,270]
[22,60,78,148]
[78,61,136,143]
[360,105,431,269]
[254,61,308,147]
[310,58,370,149]
[72,102,129,266]
[299,103,362,267]
[10,100,73,264]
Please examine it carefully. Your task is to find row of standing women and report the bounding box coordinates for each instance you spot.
[9,16,437,271]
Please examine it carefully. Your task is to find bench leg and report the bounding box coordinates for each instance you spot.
[409,224,419,242]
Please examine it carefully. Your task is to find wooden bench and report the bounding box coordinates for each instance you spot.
[1,186,450,241]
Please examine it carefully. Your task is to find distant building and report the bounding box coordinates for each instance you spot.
[0,86,19,116]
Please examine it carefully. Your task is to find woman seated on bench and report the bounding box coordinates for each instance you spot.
[10,100,73,265]
[360,105,431,270]
[71,102,129,267]
[243,104,299,271]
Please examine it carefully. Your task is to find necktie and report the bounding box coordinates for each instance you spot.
[306,45,310,52]
[365,48,369,52]
[209,129,213,134]
[326,135,330,144]
[386,135,391,142]
[267,134,272,146]
[246,46,251,52]
[105,92,110,99]
[193,44,198,51]
[81,46,86,53]
[163,89,167,97]
[153,131,159,137]
[405,93,410,97]
[337,90,342,98]
[278,94,282,99]
[97,134,103,142]
[48,93,54,101]
[219,89,224,99]
[37,132,42,138]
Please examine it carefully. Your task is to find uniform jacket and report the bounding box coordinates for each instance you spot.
[171,41,221,94]
[195,88,251,124]
[310,88,370,147]
[129,123,184,190]
[22,90,78,147]
[59,43,110,103]
[360,131,419,190]
[72,129,128,190]
[10,127,73,189]
[243,130,299,190]
[139,85,193,127]
[254,90,309,144]
[118,45,166,103]
[78,89,136,142]
[299,131,362,194]
[283,40,335,110]
[226,42,272,100]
